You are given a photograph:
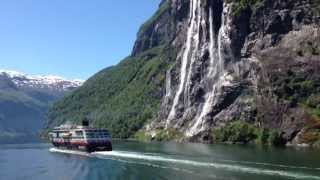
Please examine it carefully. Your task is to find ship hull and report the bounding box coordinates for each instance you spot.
[52,140,112,152]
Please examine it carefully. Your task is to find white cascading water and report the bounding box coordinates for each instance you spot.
[184,0,202,107]
[187,4,228,136]
[208,8,216,77]
[165,69,172,100]
[166,0,201,127]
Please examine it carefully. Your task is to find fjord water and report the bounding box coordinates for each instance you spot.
[1,141,320,180]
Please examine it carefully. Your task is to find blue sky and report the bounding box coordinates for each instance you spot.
[0,0,161,80]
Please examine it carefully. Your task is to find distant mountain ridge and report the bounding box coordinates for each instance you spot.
[0,70,83,92]
[0,70,83,142]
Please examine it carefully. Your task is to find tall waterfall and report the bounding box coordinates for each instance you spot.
[187,3,228,136]
[163,69,172,106]
[184,0,202,107]
[164,0,232,136]
[166,0,201,127]
[208,8,216,77]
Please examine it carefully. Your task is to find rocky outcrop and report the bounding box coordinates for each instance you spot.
[132,0,179,55]
[256,25,320,146]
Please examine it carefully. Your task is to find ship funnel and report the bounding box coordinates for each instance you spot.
[82,118,89,127]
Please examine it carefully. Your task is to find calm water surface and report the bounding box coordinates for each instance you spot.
[0,141,320,180]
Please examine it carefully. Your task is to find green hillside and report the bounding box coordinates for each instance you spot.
[0,89,47,139]
[46,45,175,138]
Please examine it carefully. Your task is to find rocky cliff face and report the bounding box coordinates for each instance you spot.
[142,0,320,146]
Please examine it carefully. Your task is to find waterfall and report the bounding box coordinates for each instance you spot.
[164,69,172,105]
[208,8,216,77]
[166,0,201,127]
[165,69,172,99]
[184,0,202,107]
[187,4,227,136]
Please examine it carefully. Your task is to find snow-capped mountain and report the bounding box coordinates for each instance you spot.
[0,70,83,92]
[0,69,84,142]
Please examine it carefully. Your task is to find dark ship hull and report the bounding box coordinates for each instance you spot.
[51,138,112,152]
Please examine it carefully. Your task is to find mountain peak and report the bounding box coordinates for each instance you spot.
[0,69,84,91]
[0,69,84,82]
[0,69,26,78]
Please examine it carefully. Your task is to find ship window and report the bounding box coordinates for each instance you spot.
[86,132,94,138]
[50,133,58,138]
[84,130,109,138]
[94,133,99,138]
[75,131,84,137]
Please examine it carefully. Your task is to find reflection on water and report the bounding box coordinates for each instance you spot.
[1,141,320,180]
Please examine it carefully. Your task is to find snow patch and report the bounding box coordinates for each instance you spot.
[0,69,84,91]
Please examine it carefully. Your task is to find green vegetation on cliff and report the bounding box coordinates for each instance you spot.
[305,95,320,120]
[212,121,284,146]
[138,1,170,37]
[47,0,175,139]
[0,89,53,140]
[255,26,320,147]
[47,45,176,138]
[226,0,263,16]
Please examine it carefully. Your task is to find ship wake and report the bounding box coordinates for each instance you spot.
[50,148,320,180]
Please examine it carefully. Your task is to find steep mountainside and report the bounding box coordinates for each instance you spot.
[47,0,320,147]
[0,70,82,141]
